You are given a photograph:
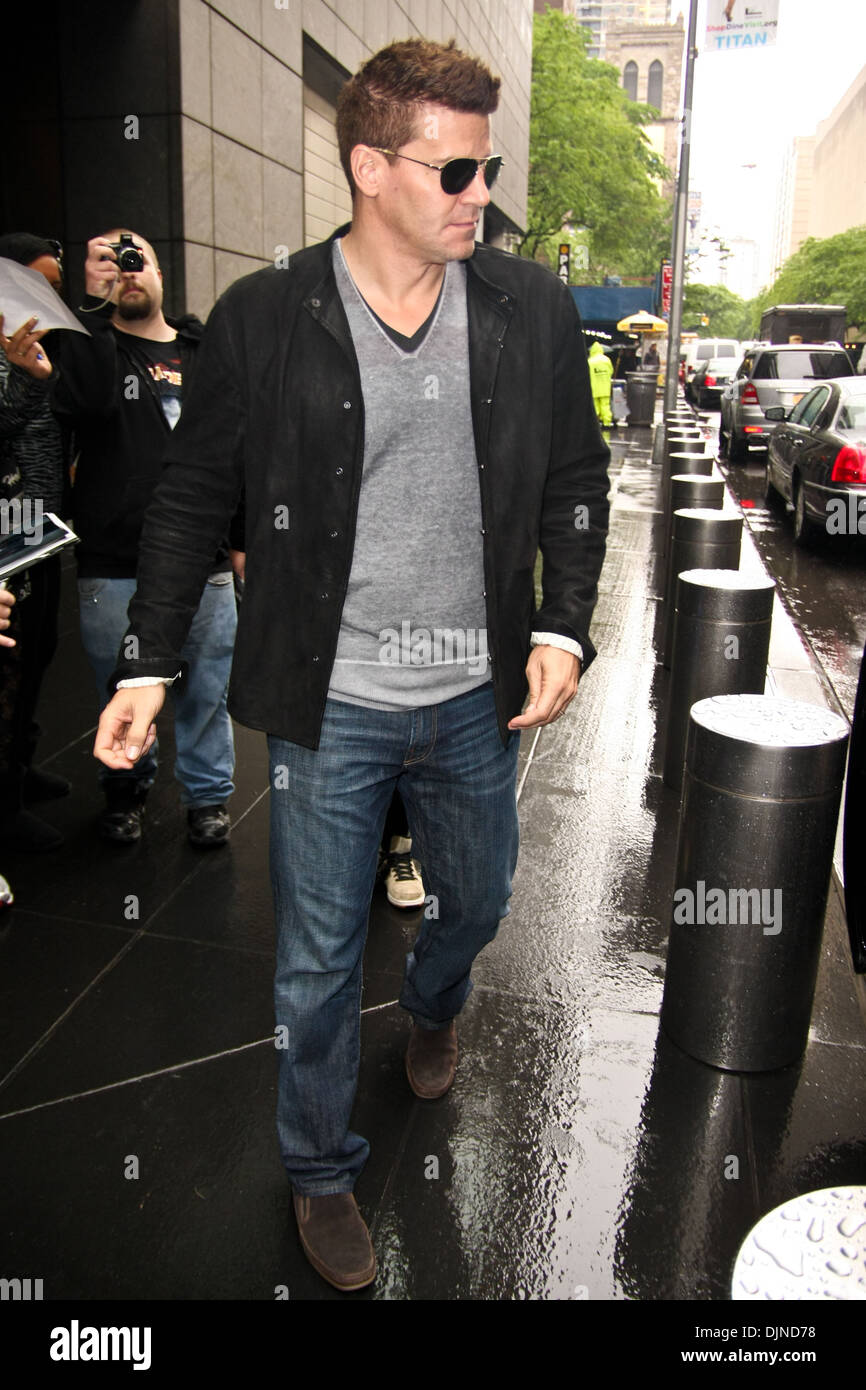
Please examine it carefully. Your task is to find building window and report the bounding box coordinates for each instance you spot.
[647,60,663,111]
[623,61,638,102]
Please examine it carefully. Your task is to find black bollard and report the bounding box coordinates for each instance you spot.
[663,569,775,793]
[661,694,850,1071]
[663,509,743,665]
[662,455,714,550]
[664,475,725,558]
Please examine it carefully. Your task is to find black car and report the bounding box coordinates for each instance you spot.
[764,376,866,546]
[687,355,738,409]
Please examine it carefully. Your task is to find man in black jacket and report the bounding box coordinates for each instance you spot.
[93,41,610,1289]
[53,231,236,846]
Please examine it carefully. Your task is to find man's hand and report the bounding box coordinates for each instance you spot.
[0,587,16,647]
[508,645,580,730]
[229,549,246,581]
[84,236,121,302]
[94,686,165,769]
[0,314,52,380]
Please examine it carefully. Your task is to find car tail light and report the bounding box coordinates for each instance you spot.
[741,383,759,404]
[705,374,716,387]
[831,445,866,484]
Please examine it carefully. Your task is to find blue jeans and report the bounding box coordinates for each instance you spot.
[78,574,236,807]
[268,681,520,1194]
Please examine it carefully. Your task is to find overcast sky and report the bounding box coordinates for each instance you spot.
[687,0,866,286]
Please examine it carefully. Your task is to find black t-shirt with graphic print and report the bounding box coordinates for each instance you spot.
[132,337,183,430]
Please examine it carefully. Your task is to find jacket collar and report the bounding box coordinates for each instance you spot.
[302,224,516,327]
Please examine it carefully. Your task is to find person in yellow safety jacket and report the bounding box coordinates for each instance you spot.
[587,340,613,428]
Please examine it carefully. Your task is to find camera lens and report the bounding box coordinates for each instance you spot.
[118,247,144,272]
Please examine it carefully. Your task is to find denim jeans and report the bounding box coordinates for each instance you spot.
[268,681,520,1194]
[78,573,236,807]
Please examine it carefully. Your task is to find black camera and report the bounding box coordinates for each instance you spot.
[105,234,144,273]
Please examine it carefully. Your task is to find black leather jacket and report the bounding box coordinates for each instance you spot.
[115,227,610,748]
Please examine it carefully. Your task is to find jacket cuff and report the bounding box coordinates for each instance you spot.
[109,657,188,694]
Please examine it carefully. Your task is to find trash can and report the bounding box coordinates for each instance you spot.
[626,371,657,426]
[661,694,850,1071]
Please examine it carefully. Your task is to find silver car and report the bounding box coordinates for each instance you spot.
[719,343,854,462]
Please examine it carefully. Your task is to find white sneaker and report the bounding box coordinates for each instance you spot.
[384,835,426,908]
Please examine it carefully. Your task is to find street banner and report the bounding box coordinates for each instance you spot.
[557,243,570,285]
[705,0,779,51]
[661,261,673,320]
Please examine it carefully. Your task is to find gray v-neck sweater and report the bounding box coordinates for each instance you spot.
[328,241,490,710]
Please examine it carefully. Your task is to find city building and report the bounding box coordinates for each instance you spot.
[532,1,672,60]
[809,62,866,242]
[770,136,815,279]
[4,0,533,321]
[604,15,684,192]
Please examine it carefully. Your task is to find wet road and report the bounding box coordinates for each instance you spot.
[705,414,866,720]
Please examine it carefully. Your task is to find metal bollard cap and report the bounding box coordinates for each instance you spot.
[687,694,849,799]
[672,508,743,543]
[677,568,774,623]
[667,453,713,475]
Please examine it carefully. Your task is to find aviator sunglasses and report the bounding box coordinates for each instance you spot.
[372,149,503,195]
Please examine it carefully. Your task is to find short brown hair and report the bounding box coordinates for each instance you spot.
[336,38,500,196]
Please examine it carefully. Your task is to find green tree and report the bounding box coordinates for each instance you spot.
[752,226,866,333]
[522,8,671,280]
[682,283,752,340]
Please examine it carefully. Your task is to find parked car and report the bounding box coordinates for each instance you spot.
[689,356,738,409]
[683,338,740,400]
[719,342,855,462]
[763,376,866,546]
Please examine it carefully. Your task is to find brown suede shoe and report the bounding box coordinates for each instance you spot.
[406,1019,458,1099]
[293,1192,377,1291]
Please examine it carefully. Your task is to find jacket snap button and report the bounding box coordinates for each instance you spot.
[330,530,338,538]
[343,401,352,409]
[335,467,343,475]
[312,655,319,662]
[310,298,321,308]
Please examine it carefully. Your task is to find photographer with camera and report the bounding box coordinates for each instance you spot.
[51,230,237,846]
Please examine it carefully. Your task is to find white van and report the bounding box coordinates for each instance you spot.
[683,338,740,400]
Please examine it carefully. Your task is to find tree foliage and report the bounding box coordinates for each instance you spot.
[752,226,866,333]
[521,8,672,280]
[682,283,753,340]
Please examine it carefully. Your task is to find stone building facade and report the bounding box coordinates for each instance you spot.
[604,19,683,193]
[809,63,866,243]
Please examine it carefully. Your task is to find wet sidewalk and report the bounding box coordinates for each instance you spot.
[1,416,865,1308]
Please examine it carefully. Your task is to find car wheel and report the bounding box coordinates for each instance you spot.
[718,419,730,456]
[793,480,820,547]
[763,464,783,508]
[727,426,746,463]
